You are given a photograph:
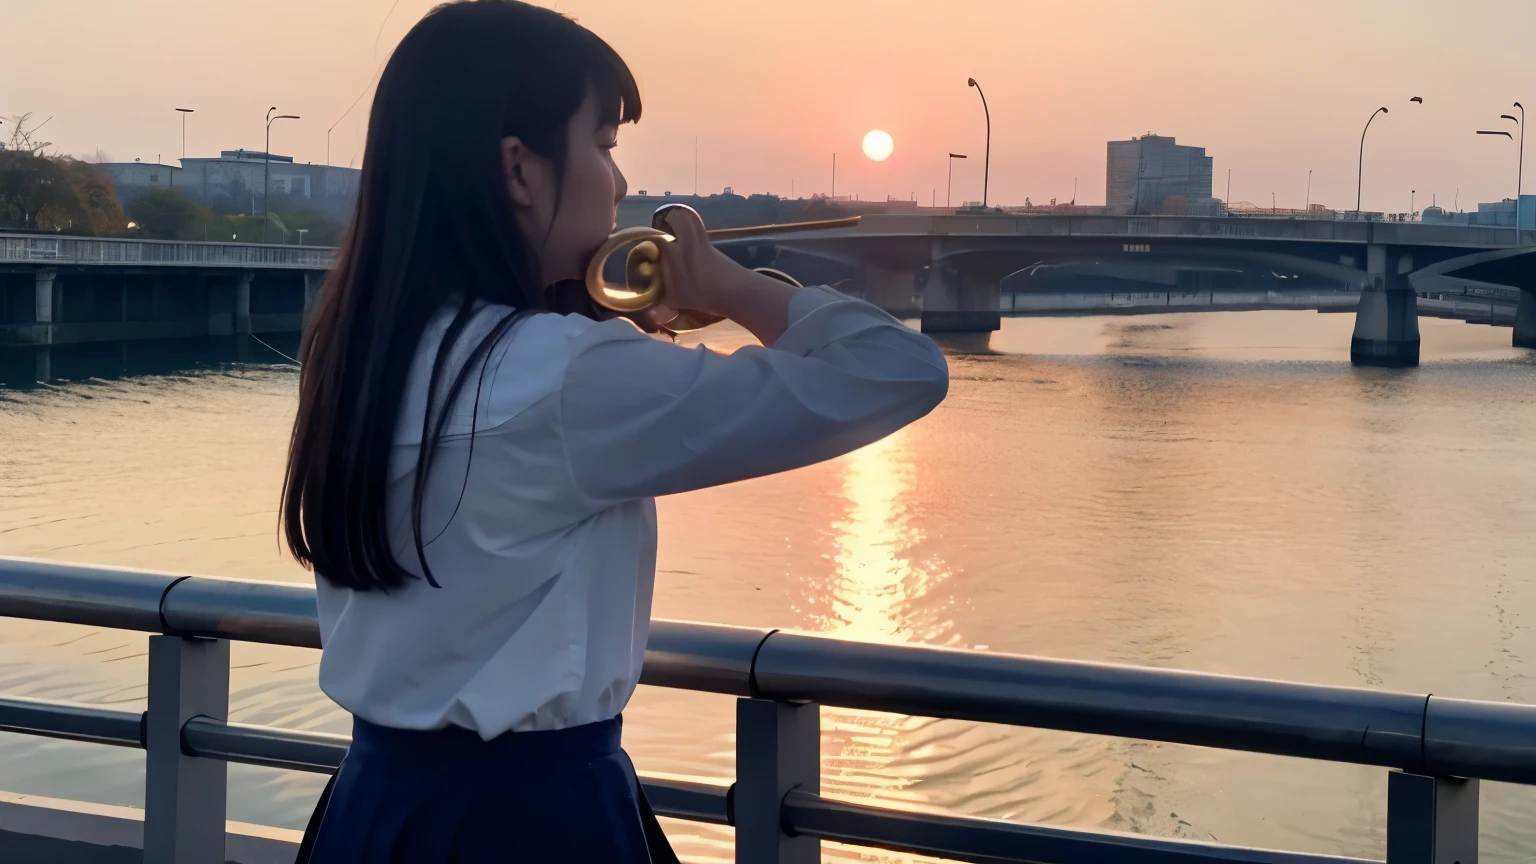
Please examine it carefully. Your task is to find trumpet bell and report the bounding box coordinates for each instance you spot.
[585,226,671,314]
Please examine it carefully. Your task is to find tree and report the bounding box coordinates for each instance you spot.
[0,114,126,235]
[269,201,346,246]
[0,150,127,234]
[124,187,206,240]
[5,113,53,155]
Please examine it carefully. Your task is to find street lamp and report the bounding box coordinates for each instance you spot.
[1355,106,1396,216]
[1357,107,1388,216]
[966,78,990,209]
[1501,104,1524,240]
[1354,98,1421,219]
[947,153,967,209]
[1477,128,1518,238]
[175,108,193,159]
[173,108,194,189]
[264,108,300,243]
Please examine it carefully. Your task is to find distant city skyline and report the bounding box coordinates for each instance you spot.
[8,0,1533,213]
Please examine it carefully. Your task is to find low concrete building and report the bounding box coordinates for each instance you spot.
[101,151,360,220]
[1422,195,1535,228]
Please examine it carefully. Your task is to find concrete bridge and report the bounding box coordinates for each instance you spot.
[0,234,328,379]
[4,215,1533,375]
[0,233,327,343]
[729,214,1536,366]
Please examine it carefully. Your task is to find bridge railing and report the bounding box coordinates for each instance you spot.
[2,555,1533,863]
[0,233,335,269]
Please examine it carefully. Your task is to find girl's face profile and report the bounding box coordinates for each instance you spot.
[503,86,629,289]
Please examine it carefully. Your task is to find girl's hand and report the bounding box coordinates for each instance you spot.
[652,206,756,318]
[653,206,800,346]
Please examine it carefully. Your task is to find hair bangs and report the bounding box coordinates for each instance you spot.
[582,29,641,127]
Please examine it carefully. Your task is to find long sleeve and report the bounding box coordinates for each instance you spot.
[558,286,949,504]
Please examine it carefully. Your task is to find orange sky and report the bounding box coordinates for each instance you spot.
[9,0,1534,213]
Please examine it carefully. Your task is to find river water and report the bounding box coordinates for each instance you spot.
[2,310,1534,862]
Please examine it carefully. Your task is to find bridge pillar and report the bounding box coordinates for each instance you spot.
[206,276,232,336]
[234,270,253,335]
[1514,285,1536,350]
[302,270,325,329]
[920,251,1001,333]
[860,262,919,318]
[1351,245,1419,368]
[33,347,51,383]
[34,268,57,342]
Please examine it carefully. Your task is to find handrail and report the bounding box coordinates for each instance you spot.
[2,554,1531,863]
[0,694,1366,864]
[4,555,1535,780]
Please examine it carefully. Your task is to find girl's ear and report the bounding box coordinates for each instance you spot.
[501,136,536,208]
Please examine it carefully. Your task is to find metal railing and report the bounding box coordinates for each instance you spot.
[0,233,335,270]
[3,556,1534,863]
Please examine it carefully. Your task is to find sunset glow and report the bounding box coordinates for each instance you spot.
[6,0,1534,208]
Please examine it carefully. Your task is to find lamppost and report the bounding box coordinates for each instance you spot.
[1500,103,1524,239]
[947,153,967,208]
[1477,127,1517,238]
[172,108,193,188]
[1356,106,1388,216]
[264,107,300,243]
[966,78,990,209]
[175,108,193,159]
[1354,98,1422,219]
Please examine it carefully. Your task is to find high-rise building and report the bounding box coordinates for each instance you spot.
[1106,134,1215,215]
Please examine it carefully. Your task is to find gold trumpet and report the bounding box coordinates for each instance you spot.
[584,204,861,332]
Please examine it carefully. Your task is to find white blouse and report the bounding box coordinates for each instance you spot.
[314,286,949,739]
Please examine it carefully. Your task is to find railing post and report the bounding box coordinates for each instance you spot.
[735,698,819,864]
[1387,771,1479,864]
[144,635,230,864]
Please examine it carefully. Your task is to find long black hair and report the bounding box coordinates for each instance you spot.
[282,0,641,591]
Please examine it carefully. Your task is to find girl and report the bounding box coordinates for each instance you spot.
[282,1,948,860]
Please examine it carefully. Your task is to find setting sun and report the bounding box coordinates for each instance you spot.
[862,129,894,162]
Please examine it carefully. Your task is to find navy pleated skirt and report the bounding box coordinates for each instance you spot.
[300,716,678,863]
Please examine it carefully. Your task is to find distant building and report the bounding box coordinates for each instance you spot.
[1106,134,1217,215]
[100,150,361,220]
[1420,195,1536,228]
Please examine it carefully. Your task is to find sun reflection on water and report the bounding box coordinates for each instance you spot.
[813,432,960,861]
